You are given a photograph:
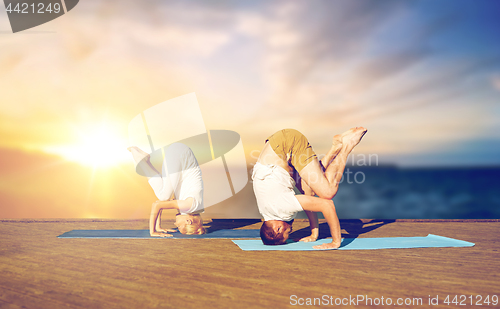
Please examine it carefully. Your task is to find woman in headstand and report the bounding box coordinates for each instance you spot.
[128,143,206,237]
[253,127,367,249]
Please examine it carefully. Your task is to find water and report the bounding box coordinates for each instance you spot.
[332,166,500,219]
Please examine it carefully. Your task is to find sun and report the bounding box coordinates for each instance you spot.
[44,123,131,168]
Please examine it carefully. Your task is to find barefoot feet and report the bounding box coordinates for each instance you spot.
[341,127,367,152]
[127,146,150,164]
[331,134,343,154]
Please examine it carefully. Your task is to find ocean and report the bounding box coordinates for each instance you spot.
[332,166,500,219]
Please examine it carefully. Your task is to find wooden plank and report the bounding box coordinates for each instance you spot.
[0,220,498,308]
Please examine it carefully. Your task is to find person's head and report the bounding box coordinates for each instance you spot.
[175,213,206,235]
[260,220,293,245]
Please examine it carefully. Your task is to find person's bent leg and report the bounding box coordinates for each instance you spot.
[299,127,367,199]
[301,134,342,197]
[296,195,341,249]
[320,134,343,169]
[128,146,162,178]
[295,136,343,242]
[319,128,366,196]
[128,145,185,202]
[147,146,183,201]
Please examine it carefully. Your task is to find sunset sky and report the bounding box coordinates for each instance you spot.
[1,0,499,218]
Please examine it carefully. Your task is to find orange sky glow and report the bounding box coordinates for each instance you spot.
[1,1,499,218]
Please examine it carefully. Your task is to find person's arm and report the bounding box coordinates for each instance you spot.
[299,210,319,242]
[154,208,178,234]
[155,208,162,231]
[313,200,341,250]
[296,195,341,250]
[298,179,319,242]
[149,200,179,237]
[154,193,178,233]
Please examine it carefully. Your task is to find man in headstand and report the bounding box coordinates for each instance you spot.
[128,143,206,237]
[252,127,367,249]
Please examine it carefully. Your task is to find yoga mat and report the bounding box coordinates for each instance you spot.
[232,234,475,251]
[58,229,260,239]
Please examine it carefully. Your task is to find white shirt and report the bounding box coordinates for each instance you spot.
[148,143,204,214]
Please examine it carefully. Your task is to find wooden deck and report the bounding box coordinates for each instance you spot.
[0,219,499,308]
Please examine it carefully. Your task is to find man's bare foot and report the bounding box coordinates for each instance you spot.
[127,146,150,164]
[313,240,341,250]
[341,127,367,152]
[331,134,343,154]
[299,235,318,242]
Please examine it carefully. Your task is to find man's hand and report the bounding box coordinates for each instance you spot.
[313,241,341,250]
[299,235,318,242]
[150,231,174,237]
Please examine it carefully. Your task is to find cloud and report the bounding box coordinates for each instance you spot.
[229,1,500,156]
[255,1,407,85]
[65,0,237,58]
[347,49,431,91]
[492,75,500,91]
[1,0,499,167]
[0,1,243,149]
[2,0,500,220]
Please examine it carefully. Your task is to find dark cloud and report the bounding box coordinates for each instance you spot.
[349,48,431,91]
[275,0,407,85]
[361,54,500,120]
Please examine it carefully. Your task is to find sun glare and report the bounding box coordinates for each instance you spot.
[44,123,131,168]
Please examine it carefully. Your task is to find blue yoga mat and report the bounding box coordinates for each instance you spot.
[232,234,475,251]
[58,229,260,239]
